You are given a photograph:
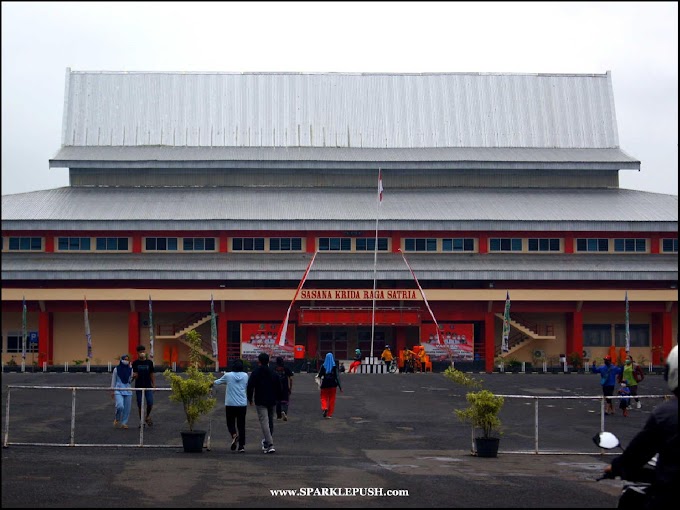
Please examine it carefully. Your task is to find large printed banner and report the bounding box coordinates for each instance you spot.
[421,323,475,361]
[241,323,295,362]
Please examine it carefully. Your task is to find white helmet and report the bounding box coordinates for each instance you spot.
[665,344,678,393]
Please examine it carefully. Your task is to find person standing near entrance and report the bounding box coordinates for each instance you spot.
[619,355,644,409]
[132,345,155,427]
[274,356,294,421]
[247,352,278,454]
[317,352,343,418]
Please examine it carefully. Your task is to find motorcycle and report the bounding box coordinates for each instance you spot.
[593,431,657,509]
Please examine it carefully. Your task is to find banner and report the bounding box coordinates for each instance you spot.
[148,296,155,360]
[84,298,92,360]
[242,323,294,362]
[421,323,474,361]
[624,291,630,353]
[210,294,218,358]
[501,291,511,353]
[21,296,27,361]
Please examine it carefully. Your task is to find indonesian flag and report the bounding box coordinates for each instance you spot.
[378,168,384,203]
[277,251,319,346]
[398,250,444,344]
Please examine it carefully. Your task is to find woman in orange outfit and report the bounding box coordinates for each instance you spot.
[317,353,343,418]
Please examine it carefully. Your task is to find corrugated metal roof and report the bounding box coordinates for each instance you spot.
[2,252,676,281]
[48,146,640,168]
[60,71,622,150]
[1,187,676,232]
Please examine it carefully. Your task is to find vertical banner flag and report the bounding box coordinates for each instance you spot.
[277,251,319,346]
[502,291,511,353]
[625,291,630,353]
[21,296,27,361]
[148,295,155,360]
[398,250,444,344]
[84,297,92,360]
[210,294,218,358]
[378,168,384,203]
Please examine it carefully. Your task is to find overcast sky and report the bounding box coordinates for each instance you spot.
[2,2,677,196]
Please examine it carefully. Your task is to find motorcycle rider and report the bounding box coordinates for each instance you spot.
[602,344,678,509]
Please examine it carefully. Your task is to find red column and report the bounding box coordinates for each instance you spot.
[396,327,407,353]
[132,235,142,253]
[218,310,228,368]
[478,235,488,254]
[484,312,496,372]
[219,234,229,253]
[128,312,139,357]
[661,311,673,360]
[306,235,316,253]
[566,311,583,358]
[38,311,51,365]
[45,237,54,253]
[391,233,402,253]
[564,235,574,254]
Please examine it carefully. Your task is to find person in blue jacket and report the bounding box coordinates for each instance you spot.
[592,355,623,415]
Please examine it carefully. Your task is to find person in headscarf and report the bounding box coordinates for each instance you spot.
[317,353,343,418]
[110,354,133,429]
[349,348,362,373]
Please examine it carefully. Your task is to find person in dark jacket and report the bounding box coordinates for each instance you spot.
[603,344,678,509]
[317,352,343,418]
[246,352,278,453]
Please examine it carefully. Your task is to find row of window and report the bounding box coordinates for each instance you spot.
[582,324,650,348]
[3,236,679,253]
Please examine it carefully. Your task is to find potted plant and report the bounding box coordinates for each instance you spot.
[455,389,505,458]
[568,351,584,372]
[163,330,216,453]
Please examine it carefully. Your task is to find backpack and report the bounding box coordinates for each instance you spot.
[633,365,645,383]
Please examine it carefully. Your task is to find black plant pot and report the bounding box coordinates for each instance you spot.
[475,437,500,458]
[180,430,206,453]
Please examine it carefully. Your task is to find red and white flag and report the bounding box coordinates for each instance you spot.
[378,168,384,203]
[398,249,444,344]
[277,251,319,346]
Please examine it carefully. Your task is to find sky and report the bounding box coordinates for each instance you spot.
[1,1,678,196]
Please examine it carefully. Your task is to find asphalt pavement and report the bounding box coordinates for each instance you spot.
[1,369,671,508]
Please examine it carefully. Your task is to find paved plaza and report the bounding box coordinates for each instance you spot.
[1,370,671,508]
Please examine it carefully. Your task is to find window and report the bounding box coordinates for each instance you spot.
[404,238,437,252]
[145,237,178,251]
[662,239,678,253]
[489,238,523,252]
[5,332,38,353]
[355,238,389,251]
[269,238,303,251]
[96,237,129,251]
[57,237,91,251]
[576,238,609,252]
[528,239,560,252]
[614,239,647,253]
[614,324,650,347]
[583,324,612,347]
[183,238,216,251]
[8,237,42,251]
[442,238,475,252]
[318,238,351,251]
[232,238,265,251]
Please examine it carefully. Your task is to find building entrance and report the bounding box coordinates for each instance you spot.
[319,327,391,359]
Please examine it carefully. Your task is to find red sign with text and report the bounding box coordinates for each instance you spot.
[241,323,295,362]
[421,323,475,361]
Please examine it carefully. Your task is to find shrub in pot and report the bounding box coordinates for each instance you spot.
[455,389,504,458]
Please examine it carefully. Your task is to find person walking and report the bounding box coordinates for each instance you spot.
[317,352,343,418]
[348,349,362,374]
[110,354,133,429]
[592,355,623,415]
[131,344,155,427]
[620,355,644,409]
[212,358,249,453]
[247,352,278,454]
[273,356,294,421]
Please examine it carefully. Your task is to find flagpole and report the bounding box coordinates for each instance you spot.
[370,168,381,360]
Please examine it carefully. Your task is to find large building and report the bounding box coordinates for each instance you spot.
[2,70,677,372]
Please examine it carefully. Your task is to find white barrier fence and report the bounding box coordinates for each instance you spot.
[2,386,214,450]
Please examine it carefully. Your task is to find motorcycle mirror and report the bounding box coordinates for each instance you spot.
[593,431,620,449]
